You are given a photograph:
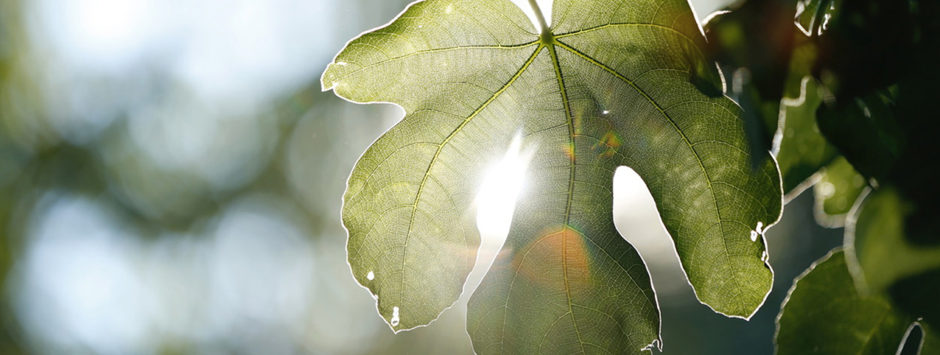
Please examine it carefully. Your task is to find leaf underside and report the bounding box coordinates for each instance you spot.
[323,0,782,353]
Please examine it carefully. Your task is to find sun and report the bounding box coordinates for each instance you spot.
[475,134,534,241]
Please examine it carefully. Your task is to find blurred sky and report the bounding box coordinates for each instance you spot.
[0,0,844,354]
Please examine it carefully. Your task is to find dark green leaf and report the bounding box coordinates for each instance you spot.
[816,88,903,181]
[776,250,913,355]
[847,187,940,294]
[922,322,940,354]
[848,187,940,325]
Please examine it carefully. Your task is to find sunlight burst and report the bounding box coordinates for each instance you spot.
[475,134,534,240]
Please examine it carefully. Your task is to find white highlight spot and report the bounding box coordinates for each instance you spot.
[50,0,155,68]
[818,181,835,198]
[750,221,765,242]
[445,4,454,14]
[390,306,400,327]
[476,133,534,238]
[366,271,374,281]
[336,61,348,66]
[602,110,610,115]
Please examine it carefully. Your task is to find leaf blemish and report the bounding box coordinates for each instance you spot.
[750,221,766,242]
[367,271,375,280]
[390,306,400,327]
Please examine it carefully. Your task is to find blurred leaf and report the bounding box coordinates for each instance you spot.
[848,187,940,323]
[888,271,940,333]
[704,0,800,164]
[0,0,52,151]
[323,0,782,351]
[816,88,903,181]
[923,323,940,354]
[812,156,864,227]
[773,77,836,196]
[794,0,836,36]
[812,0,921,101]
[809,0,940,243]
[776,250,916,354]
[807,1,939,189]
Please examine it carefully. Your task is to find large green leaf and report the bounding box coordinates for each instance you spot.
[323,0,782,351]
[776,250,916,355]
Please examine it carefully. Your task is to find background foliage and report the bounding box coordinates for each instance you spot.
[0,0,935,353]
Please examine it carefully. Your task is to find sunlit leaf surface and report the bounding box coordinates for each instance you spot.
[323,0,782,352]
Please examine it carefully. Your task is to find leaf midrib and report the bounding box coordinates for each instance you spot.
[547,40,588,353]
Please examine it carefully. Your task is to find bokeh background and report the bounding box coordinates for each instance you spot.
[0,0,843,353]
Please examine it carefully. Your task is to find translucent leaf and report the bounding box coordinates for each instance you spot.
[323,0,783,351]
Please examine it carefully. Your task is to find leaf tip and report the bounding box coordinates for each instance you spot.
[320,63,341,92]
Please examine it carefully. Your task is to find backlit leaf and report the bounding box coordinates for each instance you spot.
[323,0,783,351]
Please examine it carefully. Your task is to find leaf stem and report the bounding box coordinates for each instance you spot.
[527,0,550,33]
